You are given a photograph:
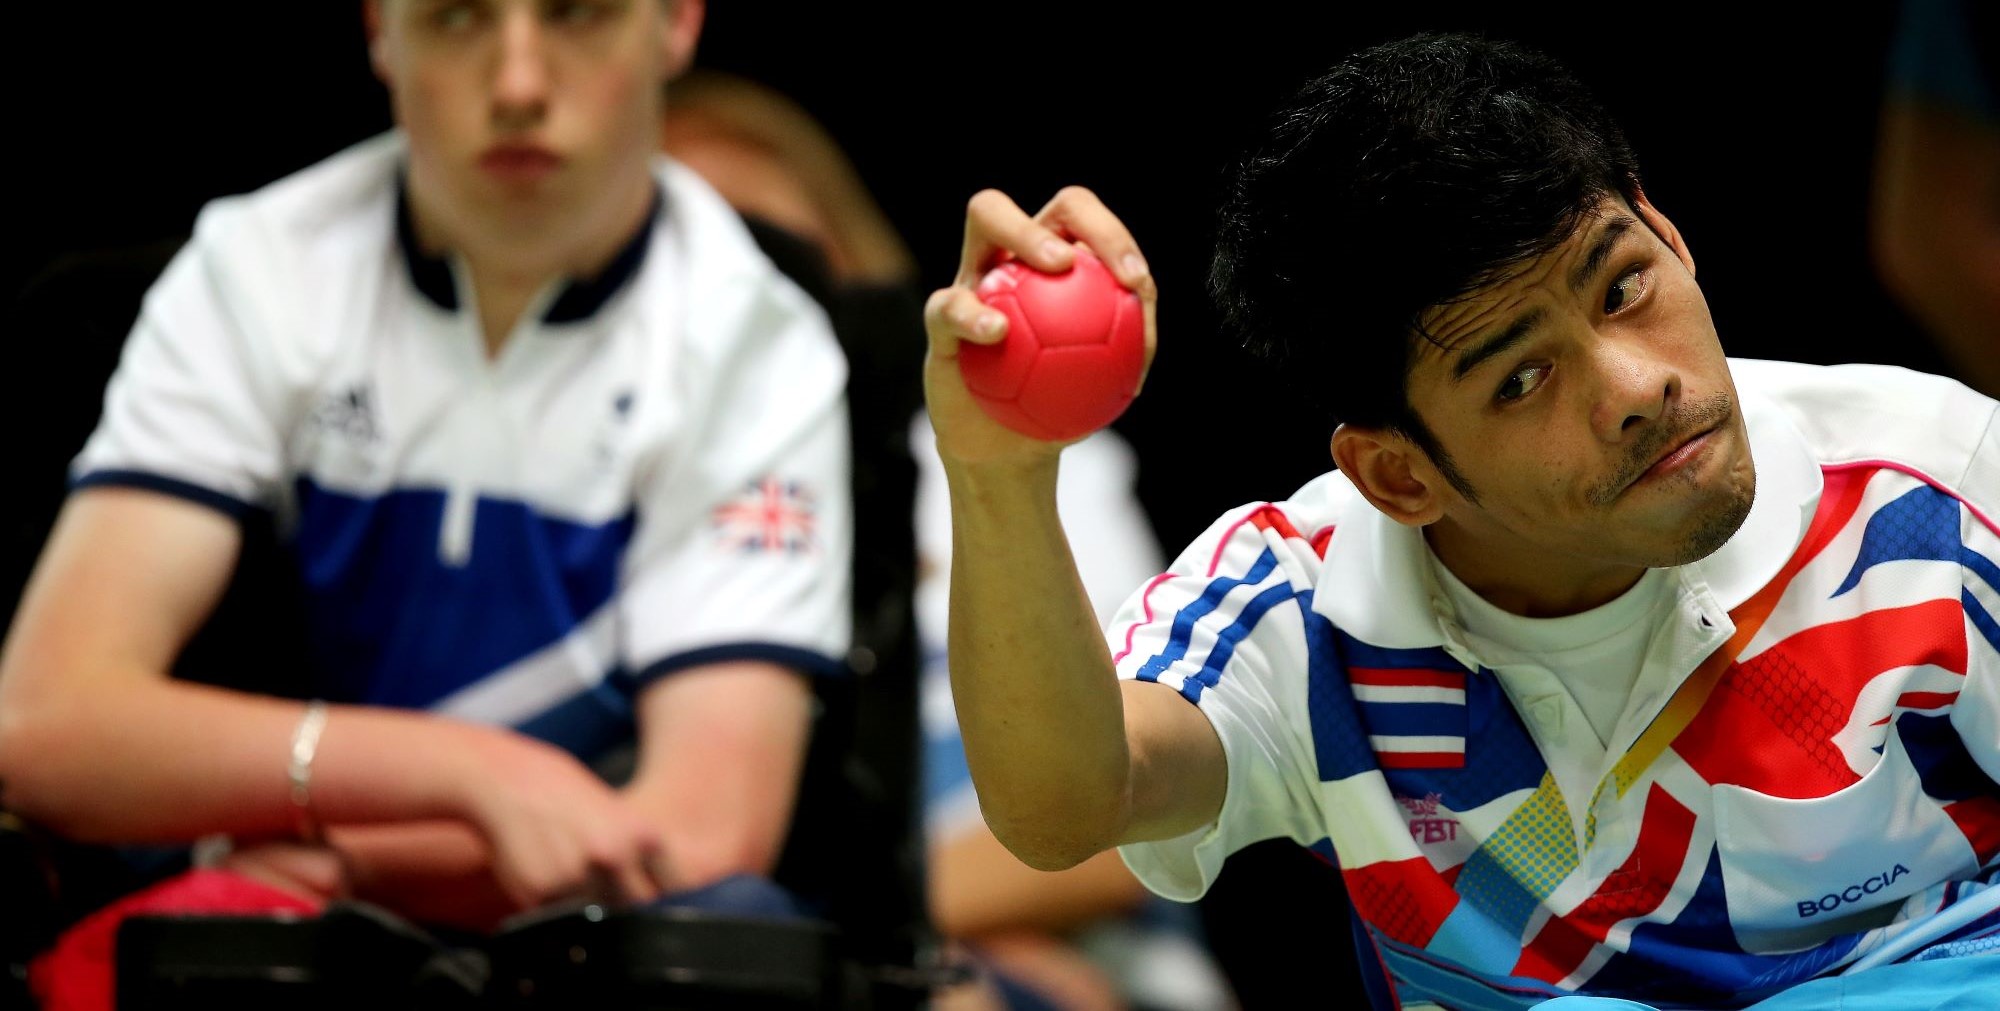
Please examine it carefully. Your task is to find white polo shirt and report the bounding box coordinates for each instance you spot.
[1108,359,2000,1008]
[73,132,853,760]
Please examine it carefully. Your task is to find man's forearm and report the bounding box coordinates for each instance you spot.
[332,821,518,931]
[0,675,494,845]
[944,457,1132,870]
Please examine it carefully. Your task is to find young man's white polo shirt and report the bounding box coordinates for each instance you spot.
[73,132,853,760]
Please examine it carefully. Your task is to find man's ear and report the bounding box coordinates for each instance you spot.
[1631,187,1695,279]
[1331,425,1446,528]
[363,0,393,86]
[661,0,706,80]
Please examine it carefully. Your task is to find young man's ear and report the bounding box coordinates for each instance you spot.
[1331,425,1447,528]
[1631,187,1695,279]
[661,0,706,80]
[363,0,393,86]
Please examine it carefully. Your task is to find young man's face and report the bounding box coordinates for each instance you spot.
[1398,191,1757,578]
[368,0,700,252]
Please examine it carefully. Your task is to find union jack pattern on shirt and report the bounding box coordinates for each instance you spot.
[1111,360,2000,1010]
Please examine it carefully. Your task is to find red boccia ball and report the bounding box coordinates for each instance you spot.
[958,246,1146,442]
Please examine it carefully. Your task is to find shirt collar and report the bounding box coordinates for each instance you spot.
[394,173,663,326]
[1310,382,1824,648]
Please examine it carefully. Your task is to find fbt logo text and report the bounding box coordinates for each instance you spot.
[1397,792,1458,844]
[1797,863,1910,918]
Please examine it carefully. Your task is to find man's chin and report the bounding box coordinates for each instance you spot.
[1661,469,1757,567]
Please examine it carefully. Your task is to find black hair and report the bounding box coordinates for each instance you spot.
[1210,31,1643,496]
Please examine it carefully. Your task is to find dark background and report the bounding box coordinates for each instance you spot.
[13,1,1945,553]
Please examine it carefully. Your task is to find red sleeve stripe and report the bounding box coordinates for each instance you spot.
[1248,506,1305,541]
[1111,572,1176,664]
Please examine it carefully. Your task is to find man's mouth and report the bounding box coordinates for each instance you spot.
[479,143,564,181]
[1604,395,1736,502]
[1636,426,1718,485]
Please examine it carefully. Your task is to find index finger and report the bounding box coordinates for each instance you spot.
[1033,186,1155,299]
[958,189,1077,286]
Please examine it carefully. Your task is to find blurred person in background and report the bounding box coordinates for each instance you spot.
[1872,0,2000,396]
[0,0,856,1002]
[662,72,1235,1011]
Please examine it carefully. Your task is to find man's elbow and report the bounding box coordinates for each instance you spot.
[986,815,1120,873]
[0,694,69,829]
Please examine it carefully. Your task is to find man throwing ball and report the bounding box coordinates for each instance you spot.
[924,32,2000,1011]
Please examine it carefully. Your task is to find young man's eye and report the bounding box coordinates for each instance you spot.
[545,0,613,24]
[1497,363,1549,403]
[427,0,484,30]
[1604,266,1649,314]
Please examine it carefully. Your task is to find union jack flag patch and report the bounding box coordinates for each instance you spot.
[712,477,817,554]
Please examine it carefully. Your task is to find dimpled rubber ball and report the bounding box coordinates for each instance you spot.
[959,246,1146,442]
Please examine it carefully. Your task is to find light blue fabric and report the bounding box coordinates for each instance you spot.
[1533,950,1998,1010]
[651,873,811,922]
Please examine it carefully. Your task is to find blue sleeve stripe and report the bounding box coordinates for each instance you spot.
[632,642,849,685]
[1135,548,1282,683]
[1962,546,2000,599]
[1965,588,2000,657]
[71,469,259,519]
[1180,582,1305,704]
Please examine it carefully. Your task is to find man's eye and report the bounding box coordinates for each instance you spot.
[1604,266,1649,314]
[546,0,609,24]
[429,0,482,29]
[1497,363,1549,403]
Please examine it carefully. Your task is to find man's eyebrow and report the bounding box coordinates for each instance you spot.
[1449,307,1543,383]
[1448,214,1640,385]
[1567,214,1637,296]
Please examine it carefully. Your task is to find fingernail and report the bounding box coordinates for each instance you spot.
[1121,253,1149,280]
[1040,240,1071,265]
[976,312,1005,338]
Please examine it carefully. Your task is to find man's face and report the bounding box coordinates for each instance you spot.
[369,0,699,252]
[1400,191,1756,575]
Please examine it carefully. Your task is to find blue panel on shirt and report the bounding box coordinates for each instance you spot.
[514,679,636,761]
[1304,600,1379,783]
[1898,711,2000,804]
[291,477,636,708]
[1312,626,1547,811]
[1588,849,1862,1004]
[1833,485,1962,598]
[1334,634,1464,674]
[1382,672,1548,814]
[1375,935,1560,1011]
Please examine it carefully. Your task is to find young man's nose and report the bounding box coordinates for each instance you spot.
[1592,342,1679,442]
[491,9,552,129]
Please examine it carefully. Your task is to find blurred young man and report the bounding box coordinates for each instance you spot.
[925,32,2000,1011]
[0,0,850,958]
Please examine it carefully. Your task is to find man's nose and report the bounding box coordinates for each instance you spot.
[1592,338,1679,442]
[492,8,550,129]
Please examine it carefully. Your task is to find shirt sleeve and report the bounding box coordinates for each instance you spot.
[1955,400,2000,789]
[619,271,854,685]
[1109,503,1330,901]
[70,204,293,516]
